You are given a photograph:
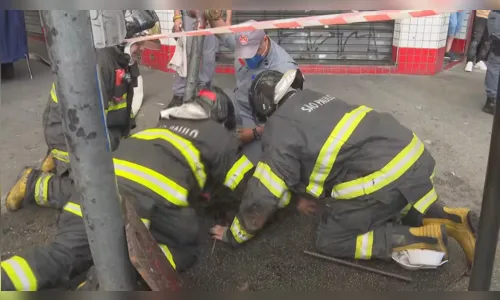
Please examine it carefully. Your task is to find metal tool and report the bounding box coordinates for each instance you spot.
[304,250,413,283]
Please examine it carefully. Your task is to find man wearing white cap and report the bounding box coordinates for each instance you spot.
[207,15,302,164]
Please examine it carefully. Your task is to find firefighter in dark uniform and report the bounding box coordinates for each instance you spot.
[483,10,500,114]
[1,87,254,291]
[211,70,479,269]
[4,11,161,212]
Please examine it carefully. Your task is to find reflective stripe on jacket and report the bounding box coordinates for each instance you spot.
[226,89,437,246]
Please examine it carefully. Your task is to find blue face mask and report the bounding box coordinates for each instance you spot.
[245,54,264,69]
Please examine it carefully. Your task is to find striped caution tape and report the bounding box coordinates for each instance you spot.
[125,10,453,44]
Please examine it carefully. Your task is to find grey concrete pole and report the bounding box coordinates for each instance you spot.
[182,10,205,103]
[41,10,135,291]
[468,60,500,291]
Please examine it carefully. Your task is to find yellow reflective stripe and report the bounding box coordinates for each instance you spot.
[278,190,292,208]
[34,173,53,207]
[253,162,288,199]
[51,149,69,163]
[113,158,189,207]
[107,93,128,112]
[354,231,374,260]
[50,83,58,103]
[230,217,254,244]
[1,256,38,291]
[63,202,83,217]
[332,134,425,200]
[430,167,436,183]
[141,218,151,229]
[131,129,207,189]
[77,280,87,290]
[159,244,177,270]
[223,155,254,190]
[306,105,373,197]
[400,202,413,217]
[413,188,438,214]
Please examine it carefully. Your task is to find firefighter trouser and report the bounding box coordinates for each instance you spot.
[315,188,439,260]
[486,11,500,99]
[1,194,199,291]
[24,168,74,209]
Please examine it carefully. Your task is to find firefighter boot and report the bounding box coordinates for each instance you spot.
[5,168,35,211]
[423,205,478,266]
[40,153,55,173]
[392,224,449,259]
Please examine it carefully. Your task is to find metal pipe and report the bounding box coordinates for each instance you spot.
[303,251,413,283]
[182,11,206,103]
[468,61,500,291]
[41,10,135,291]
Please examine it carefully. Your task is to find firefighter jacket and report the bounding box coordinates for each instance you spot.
[225,89,438,246]
[110,117,254,208]
[42,46,137,165]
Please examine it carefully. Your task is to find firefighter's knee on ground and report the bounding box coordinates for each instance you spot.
[315,232,353,258]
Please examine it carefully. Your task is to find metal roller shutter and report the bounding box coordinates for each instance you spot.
[217,10,395,64]
[24,10,43,37]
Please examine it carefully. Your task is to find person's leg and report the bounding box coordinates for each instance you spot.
[446,13,458,55]
[315,189,448,261]
[149,203,200,272]
[1,210,92,290]
[5,165,77,211]
[198,35,219,90]
[484,52,500,114]
[466,17,487,71]
[476,22,491,68]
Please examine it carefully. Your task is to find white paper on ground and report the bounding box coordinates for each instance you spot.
[392,249,448,271]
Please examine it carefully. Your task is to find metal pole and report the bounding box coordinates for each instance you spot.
[303,251,413,283]
[41,10,135,291]
[468,62,500,291]
[182,11,205,103]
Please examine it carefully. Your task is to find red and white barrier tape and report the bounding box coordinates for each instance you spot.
[125,9,452,44]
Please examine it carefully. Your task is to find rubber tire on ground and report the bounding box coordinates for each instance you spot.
[1,63,15,80]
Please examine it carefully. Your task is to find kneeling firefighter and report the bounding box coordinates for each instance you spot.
[5,10,161,212]
[210,70,479,270]
[1,87,254,291]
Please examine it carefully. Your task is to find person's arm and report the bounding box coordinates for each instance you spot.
[237,125,265,145]
[225,10,232,25]
[206,12,237,50]
[211,141,301,247]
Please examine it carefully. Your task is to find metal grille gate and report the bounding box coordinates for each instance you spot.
[217,10,395,64]
[23,10,43,37]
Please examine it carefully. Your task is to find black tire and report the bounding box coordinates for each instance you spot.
[1,63,15,80]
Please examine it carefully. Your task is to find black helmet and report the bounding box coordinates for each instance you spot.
[195,86,236,130]
[249,69,304,122]
[124,10,160,39]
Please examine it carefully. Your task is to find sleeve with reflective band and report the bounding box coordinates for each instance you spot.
[332,133,425,200]
[131,129,207,189]
[113,158,189,207]
[158,244,177,270]
[306,105,373,198]
[413,187,438,214]
[106,94,130,129]
[223,155,254,190]
[253,162,289,201]
[34,173,54,207]
[229,216,254,244]
[1,256,38,291]
[355,231,374,260]
[51,149,70,163]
